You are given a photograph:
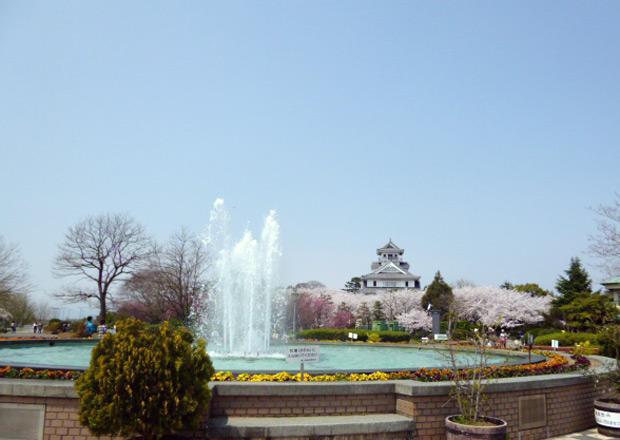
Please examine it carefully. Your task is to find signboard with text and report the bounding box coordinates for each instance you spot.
[286,346,320,364]
[596,409,620,428]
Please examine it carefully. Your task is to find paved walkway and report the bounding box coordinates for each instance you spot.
[551,429,606,440]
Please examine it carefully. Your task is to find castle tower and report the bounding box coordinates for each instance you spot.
[360,239,421,293]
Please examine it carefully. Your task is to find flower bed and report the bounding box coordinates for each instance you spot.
[0,366,81,380]
[210,352,589,382]
[0,350,589,383]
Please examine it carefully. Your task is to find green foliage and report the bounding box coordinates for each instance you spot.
[103,311,120,325]
[499,281,513,290]
[69,321,80,332]
[554,257,592,307]
[422,271,454,314]
[598,324,620,359]
[46,321,62,334]
[367,332,382,343]
[75,319,214,440]
[357,302,372,326]
[501,282,552,297]
[450,328,472,341]
[372,301,385,320]
[572,341,595,356]
[524,328,560,339]
[73,322,90,338]
[296,328,411,343]
[343,277,361,293]
[559,291,614,331]
[513,283,553,297]
[534,332,600,347]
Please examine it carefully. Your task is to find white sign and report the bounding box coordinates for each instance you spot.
[434,334,448,341]
[596,409,620,428]
[348,332,358,340]
[551,340,559,349]
[286,346,320,364]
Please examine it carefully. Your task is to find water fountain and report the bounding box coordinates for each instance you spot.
[195,199,282,356]
[0,199,535,373]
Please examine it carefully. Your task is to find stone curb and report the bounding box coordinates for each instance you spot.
[205,414,414,437]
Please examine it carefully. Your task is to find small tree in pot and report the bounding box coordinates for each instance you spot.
[445,325,508,440]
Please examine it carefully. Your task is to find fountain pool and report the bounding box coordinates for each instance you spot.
[0,340,532,373]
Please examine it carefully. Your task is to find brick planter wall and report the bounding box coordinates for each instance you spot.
[211,392,396,417]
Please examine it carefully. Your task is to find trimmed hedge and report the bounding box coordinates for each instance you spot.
[534,332,600,347]
[296,328,410,343]
[526,328,561,338]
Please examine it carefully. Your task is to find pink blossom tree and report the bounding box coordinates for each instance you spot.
[396,308,432,331]
[452,286,551,327]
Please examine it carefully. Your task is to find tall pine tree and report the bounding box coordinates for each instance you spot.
[422,271,454,314]
[554,257,592,308]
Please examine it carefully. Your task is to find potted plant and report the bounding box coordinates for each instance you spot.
[445,325,508,440]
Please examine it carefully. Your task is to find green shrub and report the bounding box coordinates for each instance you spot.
[368,332,382,343]
[72,322,90,339]
[534,332,600,347]
[525,328,560,339]
[69,321,80,332]
[296,328,410,343]
[75,319,214,440]
[46,322,62,335]
[450,328,472,341]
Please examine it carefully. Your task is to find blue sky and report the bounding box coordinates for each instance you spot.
[1,2,619,310]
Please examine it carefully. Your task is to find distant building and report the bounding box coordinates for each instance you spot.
[602,277,620,305]
[360,240,421,293]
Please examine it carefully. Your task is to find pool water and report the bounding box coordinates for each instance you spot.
[0,342,521,373]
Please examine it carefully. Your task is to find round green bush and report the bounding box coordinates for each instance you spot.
[75,319,214,440]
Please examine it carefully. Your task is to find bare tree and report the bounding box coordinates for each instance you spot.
[589,194,620,277]
[3,292,35,326]
[0,236,32,299]
[34,301,52,323]
[452,278,477,289]
[121,228,209,323]
[53,213,151,321]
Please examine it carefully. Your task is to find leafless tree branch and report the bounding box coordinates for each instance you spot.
[53,213,152,320]
[588,193,620,277]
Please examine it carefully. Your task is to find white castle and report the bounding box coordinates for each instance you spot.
[359,240,421,293]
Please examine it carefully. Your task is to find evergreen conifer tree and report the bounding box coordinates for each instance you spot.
[554,257,593,308]
[422,271,454,314]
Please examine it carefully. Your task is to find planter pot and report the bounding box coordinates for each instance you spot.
[595,399,620,437]
[445,415,507,440]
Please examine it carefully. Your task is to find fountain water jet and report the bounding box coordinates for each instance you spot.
[197,199,282,355]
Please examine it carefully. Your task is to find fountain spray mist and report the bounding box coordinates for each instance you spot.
[197,199,282,355]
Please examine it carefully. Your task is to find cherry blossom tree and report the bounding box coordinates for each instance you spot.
[589,194,620,277]
[452,286,551,328]
[296,292,334,329]
[290,285,549,332]
[396,308,432,331]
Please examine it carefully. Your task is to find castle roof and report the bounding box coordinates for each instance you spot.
[361,261,420,281]
[377,239,404,254]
